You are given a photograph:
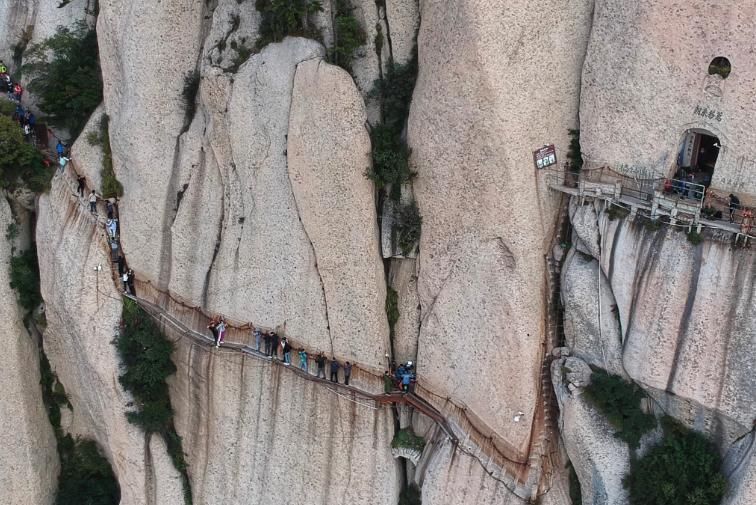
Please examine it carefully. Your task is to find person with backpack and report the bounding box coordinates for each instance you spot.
[56,141,65,160]
[106,218,117,240]
[106,201,114,219]
[122,270,130,294]
[298,348,308,372]
[208,316,219,345]
[281,338,292,365]
[729,194,741,223]
[269,331,279,359]
[343,361,352,386]
[330,358,340,383]
[13,82,22,101]
[315,353,327,379]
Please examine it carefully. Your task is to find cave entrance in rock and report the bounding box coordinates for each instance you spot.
[674,129,720,188]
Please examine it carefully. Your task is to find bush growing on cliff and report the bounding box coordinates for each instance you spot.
[366,124,415,200]
[116,298,192,503]
[0,115,52,193]
[329,0,366,73]
[10,247,42,312]
[583,368,656,449]
[394,200,422,256]
[21,21,102,138]
[254,0,323,50]
[55,439,121,505]
[391,428,425,452]
[623,417,726,505]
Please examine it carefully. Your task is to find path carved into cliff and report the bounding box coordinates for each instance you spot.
[57,157,556,500]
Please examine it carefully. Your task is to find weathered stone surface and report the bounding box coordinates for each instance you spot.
[388,258,420,364]
[408,0,594,454]
[384,0,419,64]
[202,0,260,71]
[581,1,756,195]
[569,198,601,259]
[287,58,389,369]
[168,338,401,505]
[597,216,755,435]
[97,0,206,287]
[561,248,624,376]
[71,104,106,192]
[0,0,33,69]
[37,173,183,505]
[551,356,630,505]
[0,197,58,505]
[722,432,756,505]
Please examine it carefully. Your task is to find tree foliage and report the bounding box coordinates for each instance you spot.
[116,299,192,503]
[55,439,120,505]
[395,201,422,256]
[254,0,323,49]
[623,417,727,505]
[0,115,51,192]
[10,246,42,312]
[329,0,366,73]
[583,368,656,449]
[21,21,102,138]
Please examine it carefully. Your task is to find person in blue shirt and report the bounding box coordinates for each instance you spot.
[56,140,65,160]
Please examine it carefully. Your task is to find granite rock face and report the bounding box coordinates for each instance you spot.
[581,0,756,196]
[408,0,594,455]
[0,197,58,505]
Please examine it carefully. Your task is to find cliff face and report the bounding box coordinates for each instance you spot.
[2,1,756,504]
[0,197,58,505]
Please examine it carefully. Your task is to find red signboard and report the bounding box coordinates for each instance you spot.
[533,144,557,169]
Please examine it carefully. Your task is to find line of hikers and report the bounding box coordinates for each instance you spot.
[0,61,23,102]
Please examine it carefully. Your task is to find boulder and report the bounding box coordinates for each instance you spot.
[287,57,389,369]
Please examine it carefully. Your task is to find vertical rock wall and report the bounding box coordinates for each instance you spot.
[0,197,58,505]
[408,0,594,454]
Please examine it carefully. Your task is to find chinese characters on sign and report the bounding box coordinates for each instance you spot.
[533,144,557,169]
[693,105,723,122]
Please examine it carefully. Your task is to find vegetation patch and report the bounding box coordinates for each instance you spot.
[0,115,53,193]
[181,70,200,122]
[623,417,726,505]
[394,201,422,256]
[39,348,120,505]
[116,298,192,504]
[254,0,323,51]
[567,129,583,171]
[21,21,103,138]
[687,230,703,245]
[606,204,630,221]
[385,286,399,337]
[329,0,366,73]
[391,428,426,452]
[583,368,656,449]
[398,484,422,505]
[10,246,42,313]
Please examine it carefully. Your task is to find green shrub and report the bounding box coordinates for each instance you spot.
[10,247,42,312]
[623,417,726,505]
[0,115,52,193]
[391,428,426,452]
[21,21,102,138]
[606,204,630,221]
[39,349,70,435]
[370,56,418,130]
[366,124,415,200]
[583,368,656,449]
[567,129,583,171]
[116,298,192,503]
[228,45,253,73]
[254,0,323,50]
[386,286,399,337]
[5,221,19,243]
[687,230,703,245]
[182,70,200,122]
[97,115,123,199]
[642,216,662,231]
[0,100,16,116]
[55,439,120,505]
[399,484,422,505]
[394,201,422,256]
[329,0,366,73]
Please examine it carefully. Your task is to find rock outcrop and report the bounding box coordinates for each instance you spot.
[37,173,184,505]
[551,353,631,505]
[0,197,58,505]
[408,0,594,455]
